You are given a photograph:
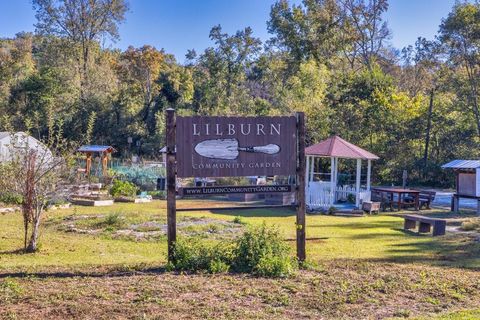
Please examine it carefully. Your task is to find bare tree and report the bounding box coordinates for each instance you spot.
[0,131,74,252]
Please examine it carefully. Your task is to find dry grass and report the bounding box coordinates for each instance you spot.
[1,261,480,319]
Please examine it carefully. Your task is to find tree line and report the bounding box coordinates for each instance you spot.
[1,0,480,186]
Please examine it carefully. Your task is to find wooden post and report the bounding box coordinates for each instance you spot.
[85,152,92,176]
[166,108,176,262]
[355,159,361,208]
[296,112,306,262]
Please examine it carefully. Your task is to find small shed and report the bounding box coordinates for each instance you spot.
[305,136,379,209]
[78,145,115,176]
[442,160,480,213]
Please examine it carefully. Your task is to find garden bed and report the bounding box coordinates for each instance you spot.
[70,198,114,206]
[114,197,152,203]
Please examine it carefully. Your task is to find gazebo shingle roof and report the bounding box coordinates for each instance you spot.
[305,136,379,160]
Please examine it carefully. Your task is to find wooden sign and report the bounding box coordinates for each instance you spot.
[181,184,292,196]
[165,109,306,262]
[176,116,297,177]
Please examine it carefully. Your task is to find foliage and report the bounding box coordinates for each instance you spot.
[461,218,480,232]
[232,224,296,276]
[170,238,234,273]
[254,253,297,278]
[0,192,23,205]
[0,0,479,188]
[110,180,138,198]
[170,224,297,277]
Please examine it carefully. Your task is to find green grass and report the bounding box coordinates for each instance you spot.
[2,200,480,319]
[1,200,479,272]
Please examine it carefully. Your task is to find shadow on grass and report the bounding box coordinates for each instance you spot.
[368,233,480,269]
[0,248,28,255]
[309,220,397,229]
[209,207,296,217]
[0,266,168,279]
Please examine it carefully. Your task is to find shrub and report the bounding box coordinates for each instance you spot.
[328,206,336,215]
[172,238,234,273]
[461,219,480,231]
[209,259,230,274]
[232,223,296,275]
[110,180,138,198]
[0,192,22,205]
[170,224,297,277]
[232,216,246,225]
[255,254,297,278]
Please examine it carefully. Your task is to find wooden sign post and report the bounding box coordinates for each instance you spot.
[296,112,306,262]
[166,108,176,262]
[165,110,306,262]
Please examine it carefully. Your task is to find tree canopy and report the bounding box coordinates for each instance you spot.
[1,0,480,186]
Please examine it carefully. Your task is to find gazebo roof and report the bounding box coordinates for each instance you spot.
[305,136,379,160]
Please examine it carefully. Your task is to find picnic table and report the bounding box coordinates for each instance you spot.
[371,187,420,211]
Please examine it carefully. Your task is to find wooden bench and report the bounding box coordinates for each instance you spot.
[403,215,446,236]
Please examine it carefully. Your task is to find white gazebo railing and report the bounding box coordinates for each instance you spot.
[306,181,371,210]
[304,136,379,211]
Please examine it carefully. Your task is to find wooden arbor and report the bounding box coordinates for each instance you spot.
[305,136,379,209]
[78,145,115,177]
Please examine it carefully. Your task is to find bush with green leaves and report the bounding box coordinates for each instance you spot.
[109,180,138,198]
[169,224,297,277]
[232,223,295,276]
[171,238,234,273]
[0,192,22,205]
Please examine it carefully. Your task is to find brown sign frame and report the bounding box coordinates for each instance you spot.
[175,115,297,178]
[165,109,306,262]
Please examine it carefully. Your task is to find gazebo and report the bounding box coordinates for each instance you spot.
[305,136,379,210]
[78,145,116,177]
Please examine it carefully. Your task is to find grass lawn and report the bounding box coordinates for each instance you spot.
[1,200,480,319]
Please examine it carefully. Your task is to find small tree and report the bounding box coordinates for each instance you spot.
[0,129,74,252]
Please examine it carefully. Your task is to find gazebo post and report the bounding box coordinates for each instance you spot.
[330,156,335,206]
[355,159,362,208]
[367,159,372,191]
[333,157,339,188]
[306,156,311,183]
[309,156,314,182]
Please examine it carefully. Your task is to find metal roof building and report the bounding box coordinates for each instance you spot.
[441,160,480,169]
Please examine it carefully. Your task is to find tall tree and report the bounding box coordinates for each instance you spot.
[33,0,128,98]
[268,0,343,69]
[339,0,391,70]
[439,2,480,136]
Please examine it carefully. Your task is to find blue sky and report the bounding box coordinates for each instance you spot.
[0,0,456,63]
